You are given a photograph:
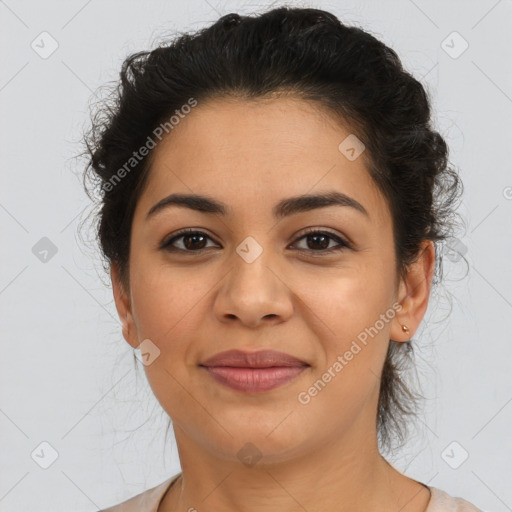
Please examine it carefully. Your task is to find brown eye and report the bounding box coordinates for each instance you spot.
[304,233,330,250]
[291,229,349,255]
[160,229,218,252]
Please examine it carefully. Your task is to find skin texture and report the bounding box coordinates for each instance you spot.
[111,96,436,512]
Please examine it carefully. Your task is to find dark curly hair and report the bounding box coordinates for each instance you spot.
[80,6,464,456]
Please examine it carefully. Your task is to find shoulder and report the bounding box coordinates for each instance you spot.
[427,486,484,512]
[99,473,181,512]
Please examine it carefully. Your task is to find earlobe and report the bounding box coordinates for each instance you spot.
[110,263,139,349]
[390,240,436,342]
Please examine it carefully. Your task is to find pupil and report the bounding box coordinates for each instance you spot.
[309,234,328,250]
[185,234,206,250]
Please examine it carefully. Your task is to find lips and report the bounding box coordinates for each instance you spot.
[199,349,309,368]
[199,349,309,393]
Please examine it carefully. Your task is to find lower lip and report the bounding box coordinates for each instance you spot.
[200,366,308,393]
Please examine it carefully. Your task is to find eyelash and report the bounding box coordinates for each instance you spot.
[160,227,350,256]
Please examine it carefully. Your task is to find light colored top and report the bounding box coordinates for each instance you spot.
[99,472,484,512]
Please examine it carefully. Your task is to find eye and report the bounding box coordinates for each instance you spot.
[160,228,219,252]
[160,227,350,255]
[290,228,350,255]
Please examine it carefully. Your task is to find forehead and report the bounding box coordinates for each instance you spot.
[135,96,390,227]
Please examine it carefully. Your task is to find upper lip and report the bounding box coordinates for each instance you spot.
[199,349,309,368]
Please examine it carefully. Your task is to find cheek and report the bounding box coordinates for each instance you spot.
[291,271,395,436]
[300,260,396,399]
[129,255,206,342]
[128,262,208,415]
[299,259,396,340]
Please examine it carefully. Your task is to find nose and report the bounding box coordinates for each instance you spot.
[212,244,294,329]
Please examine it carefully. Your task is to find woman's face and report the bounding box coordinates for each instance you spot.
[112,96,433,464]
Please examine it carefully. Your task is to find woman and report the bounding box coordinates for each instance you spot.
[83,6,482,512]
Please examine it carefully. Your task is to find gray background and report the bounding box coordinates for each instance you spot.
[1,0,511,510]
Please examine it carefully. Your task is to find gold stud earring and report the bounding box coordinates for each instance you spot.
[401,324,409,334]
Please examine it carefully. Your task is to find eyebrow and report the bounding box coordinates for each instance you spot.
[146,191,369,221]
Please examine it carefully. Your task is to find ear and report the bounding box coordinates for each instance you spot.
[111,263,139,349]
[390,240,436,342]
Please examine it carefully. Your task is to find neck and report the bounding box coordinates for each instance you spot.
[159,422,431,512]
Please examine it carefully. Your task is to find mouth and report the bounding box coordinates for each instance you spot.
[199,349,310,393]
